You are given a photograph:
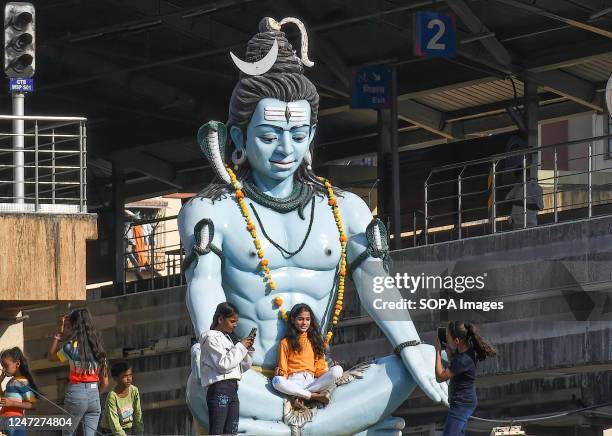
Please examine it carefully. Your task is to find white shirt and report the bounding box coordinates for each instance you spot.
[199,329,254,387]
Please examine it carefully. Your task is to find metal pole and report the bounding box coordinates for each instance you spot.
[424,180,429,245]
[34,121,38,211]
[149,227,155,290]
[523,154,527,228]
[12,92,25,204]
[553,146,558,222]
[390,66,402,249]
[458,169,463,240]
[79,121,84,212]
[51,128,56,204]
[83,122,88,211]
[492,161,497,233]
[413,211,417,247]
[112,160,126,292]
[525,79,539,180]
[588,141,593,218]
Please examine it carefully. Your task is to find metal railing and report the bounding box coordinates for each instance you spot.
[123,215,184,292]
[0,115,87,213]
[422,134,612,245]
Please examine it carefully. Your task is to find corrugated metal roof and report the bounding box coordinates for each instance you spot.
[413,79,524,111]
[563,53,612,83]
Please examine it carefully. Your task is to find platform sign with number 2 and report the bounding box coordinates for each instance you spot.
[414,11,456,57]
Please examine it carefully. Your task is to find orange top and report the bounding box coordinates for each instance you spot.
[277,333,328,378]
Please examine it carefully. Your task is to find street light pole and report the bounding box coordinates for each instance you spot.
[12,91,24,204]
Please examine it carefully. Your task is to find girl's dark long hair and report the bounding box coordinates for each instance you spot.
[1,347,40,398]
[448,321,497,361]
[286,303,325,357]
[68,308,108,376]
[210,302,240,344]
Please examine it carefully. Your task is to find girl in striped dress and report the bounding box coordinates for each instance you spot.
[0,347,38,436]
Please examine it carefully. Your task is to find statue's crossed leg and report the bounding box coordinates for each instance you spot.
[187,345,428,436]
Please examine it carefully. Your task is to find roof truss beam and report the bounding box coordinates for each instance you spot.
[397,99,463,140]
[524,70,602,111]
[446,0,513,66]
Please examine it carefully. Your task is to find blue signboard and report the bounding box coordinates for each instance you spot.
[351,65,391,109]
[414,11,456,57]
[9,78,34,93]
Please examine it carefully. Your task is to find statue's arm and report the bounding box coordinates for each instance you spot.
[178,199,226,338]
[341,192,445,403]
[341,192,420,344]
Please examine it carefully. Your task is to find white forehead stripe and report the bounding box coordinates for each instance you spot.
[264,104,308,122]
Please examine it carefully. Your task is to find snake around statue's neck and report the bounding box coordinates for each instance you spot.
[241,177,315,217]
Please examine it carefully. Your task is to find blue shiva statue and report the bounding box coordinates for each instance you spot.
[178,17,447,436]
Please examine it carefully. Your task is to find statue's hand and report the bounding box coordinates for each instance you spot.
[399,343,448,405]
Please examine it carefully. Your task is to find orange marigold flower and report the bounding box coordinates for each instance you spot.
[328,199,337,206]
[340,235,347,242]
[274,296,283,307]
[260,259,269,267]
[339,269,346,277]
[235,191,244,199]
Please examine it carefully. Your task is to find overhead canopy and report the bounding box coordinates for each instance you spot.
[18,0,612,205]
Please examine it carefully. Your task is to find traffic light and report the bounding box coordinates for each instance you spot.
[4,2,35,78]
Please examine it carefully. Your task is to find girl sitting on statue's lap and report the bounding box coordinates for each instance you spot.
[272,303,343,408]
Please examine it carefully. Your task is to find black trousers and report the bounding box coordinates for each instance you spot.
[207,379,239,435]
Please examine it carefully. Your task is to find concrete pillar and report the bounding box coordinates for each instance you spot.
[112,160,125,292]
[376,67,402,248]
[524,79,539,179]
[377,109,391,224]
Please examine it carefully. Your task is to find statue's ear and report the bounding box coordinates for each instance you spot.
[309,124,317,145]
[230,125,245,151]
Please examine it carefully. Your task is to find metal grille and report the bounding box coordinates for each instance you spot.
[124,215,184,292]
[0,115,87,213]
[420,134,612,245]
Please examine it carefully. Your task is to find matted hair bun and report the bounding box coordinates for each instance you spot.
[243,20,303,76]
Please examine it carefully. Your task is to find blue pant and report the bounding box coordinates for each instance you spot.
[62,382,101,436]
[5,425,25,436]
[442,403,476,436]
[207,379,239,435]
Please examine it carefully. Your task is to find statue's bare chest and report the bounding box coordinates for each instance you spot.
[220,197,343,272]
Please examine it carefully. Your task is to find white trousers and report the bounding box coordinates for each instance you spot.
[272,365,343,400]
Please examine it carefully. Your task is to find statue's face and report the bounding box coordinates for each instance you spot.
[235,98,315,181]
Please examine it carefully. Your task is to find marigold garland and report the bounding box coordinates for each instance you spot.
[225,166,347,344]
[319,176,347,347]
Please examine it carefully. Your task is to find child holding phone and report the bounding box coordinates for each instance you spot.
[199,302,254,435]
[435,321,496,436]
[272,303,343,408]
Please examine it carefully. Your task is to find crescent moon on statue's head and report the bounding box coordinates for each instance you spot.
[230,39,279,76]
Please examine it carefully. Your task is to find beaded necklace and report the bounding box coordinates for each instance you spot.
[225,166,346,346]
